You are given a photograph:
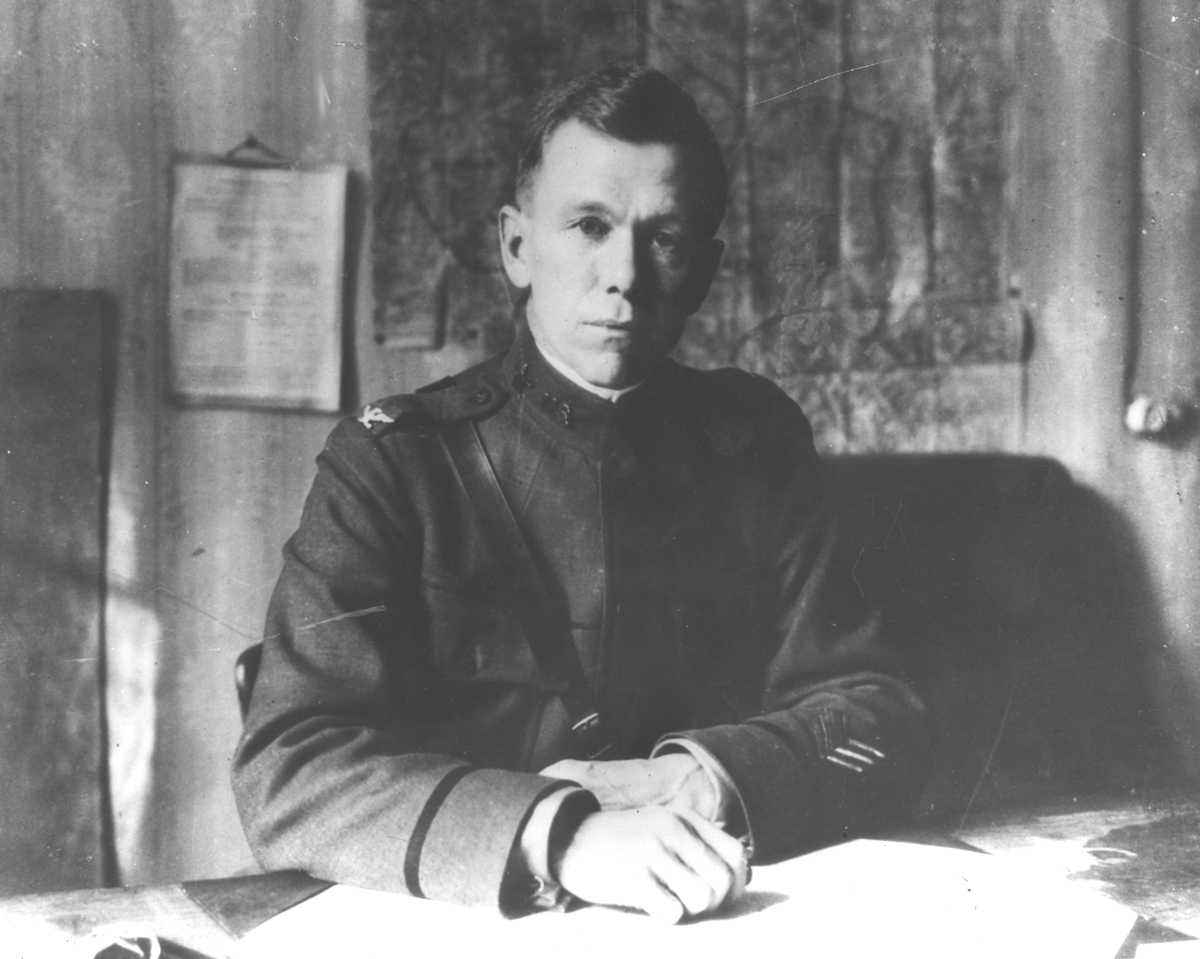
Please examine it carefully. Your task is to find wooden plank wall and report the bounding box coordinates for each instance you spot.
[2,0,376,885]
[1011,0,1200,775]
[2,0,1197,888]
[2,2,166,890]
[146,1,368,882]
[1125,2,1200,773]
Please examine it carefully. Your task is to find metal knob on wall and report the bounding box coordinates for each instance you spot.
[1124,395,1195,441]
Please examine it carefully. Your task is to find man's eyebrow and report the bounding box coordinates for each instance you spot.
[562,200,615,218]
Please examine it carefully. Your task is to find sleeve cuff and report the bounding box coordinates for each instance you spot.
[517,787,599,912]
[652,736,752,848]
[520,787,584,882]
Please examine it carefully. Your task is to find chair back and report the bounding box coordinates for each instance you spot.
[235,643,262,721]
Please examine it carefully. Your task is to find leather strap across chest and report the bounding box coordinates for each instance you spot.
[440,418,614,760]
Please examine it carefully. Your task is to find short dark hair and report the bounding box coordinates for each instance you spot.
[513,64,729,237]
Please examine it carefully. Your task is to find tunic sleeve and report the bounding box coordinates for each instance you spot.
[662,381,933,862]
[231,418,566,912]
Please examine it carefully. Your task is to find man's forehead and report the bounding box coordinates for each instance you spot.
[525,120,692,214]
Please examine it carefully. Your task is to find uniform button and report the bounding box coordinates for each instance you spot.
[470,387,492,405]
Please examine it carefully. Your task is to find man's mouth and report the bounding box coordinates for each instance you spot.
[588,319,635,332]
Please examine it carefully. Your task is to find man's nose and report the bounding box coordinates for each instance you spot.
[602,228,641,299]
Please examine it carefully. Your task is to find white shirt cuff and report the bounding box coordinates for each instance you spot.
[653,737,753,851]
[519,787,588,910]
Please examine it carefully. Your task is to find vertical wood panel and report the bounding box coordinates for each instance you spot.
[0,4,22,277]
[1128,0,1200,774]
[1012,0,1134,475]
[1,0,166,888]
[147,0,345,882]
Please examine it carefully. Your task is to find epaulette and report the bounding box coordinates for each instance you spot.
[353,374,508,437]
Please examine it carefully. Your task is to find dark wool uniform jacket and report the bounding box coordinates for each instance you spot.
[232,328,931,913]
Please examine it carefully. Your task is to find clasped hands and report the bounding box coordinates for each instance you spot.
[539,755,750,923]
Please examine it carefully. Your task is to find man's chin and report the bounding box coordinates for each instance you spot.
[575,355,645,391]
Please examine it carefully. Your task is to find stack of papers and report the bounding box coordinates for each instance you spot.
[237,839,1137,959]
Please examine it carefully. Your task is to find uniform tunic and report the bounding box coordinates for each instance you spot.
[232,327,932,912]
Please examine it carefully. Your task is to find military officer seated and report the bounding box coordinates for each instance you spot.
[232,63,931,923]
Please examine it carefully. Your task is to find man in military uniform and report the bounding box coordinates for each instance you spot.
[232,65,930,922]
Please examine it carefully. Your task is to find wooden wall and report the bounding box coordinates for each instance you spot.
[1122,2,1200,773]
[1009,0,1200,780]
[0,0,1196,889]
[2,2,169,889]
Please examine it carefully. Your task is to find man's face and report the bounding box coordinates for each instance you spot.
[499,120,721,389]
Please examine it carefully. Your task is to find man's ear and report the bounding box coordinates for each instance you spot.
[681,236,724,315]
[498,204,532,290]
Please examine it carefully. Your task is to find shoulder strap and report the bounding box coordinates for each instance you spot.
[440,420,613,760]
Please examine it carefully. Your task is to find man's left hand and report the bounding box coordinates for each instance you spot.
[540,754,721,821]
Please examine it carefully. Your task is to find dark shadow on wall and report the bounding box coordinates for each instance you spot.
[826,454,1175,827]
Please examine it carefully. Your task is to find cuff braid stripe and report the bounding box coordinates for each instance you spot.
[403,766,473,897]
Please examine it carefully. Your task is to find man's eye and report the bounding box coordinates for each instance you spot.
[653,231,681,251]
[653,231,689,260]
[575,217,610,239]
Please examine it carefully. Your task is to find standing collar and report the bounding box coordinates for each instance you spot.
[498,322,684,434]
[538,346,642,404]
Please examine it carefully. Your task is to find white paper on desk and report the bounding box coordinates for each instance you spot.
[236,839,1136,959]
[1136,943,1200,958]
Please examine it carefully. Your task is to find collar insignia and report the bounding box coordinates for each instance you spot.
[357,404,395,429]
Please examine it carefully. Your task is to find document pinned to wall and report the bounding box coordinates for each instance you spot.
[168,153,347,411]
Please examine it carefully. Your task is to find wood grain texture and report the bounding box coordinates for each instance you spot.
[0,292,113,893]
[960,791,1200,926]
[0,883,233,955]
[0,4,21,277]
[1126,0,1200,778]
[147,0,354,884]
[1011,0,1136,475]
[2,0,167,889]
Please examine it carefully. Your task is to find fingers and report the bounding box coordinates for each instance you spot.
[677,809,751,882]
[640,876,686,925]
[652,813,745,916]
[649,842,725,918]
[554,807,751,922]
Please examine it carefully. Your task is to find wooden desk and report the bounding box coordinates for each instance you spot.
[4,792,1198,957]
[0,872,328,956]
[958,790,1200,934]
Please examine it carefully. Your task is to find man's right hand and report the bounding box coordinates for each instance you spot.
[553,807,750,923]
